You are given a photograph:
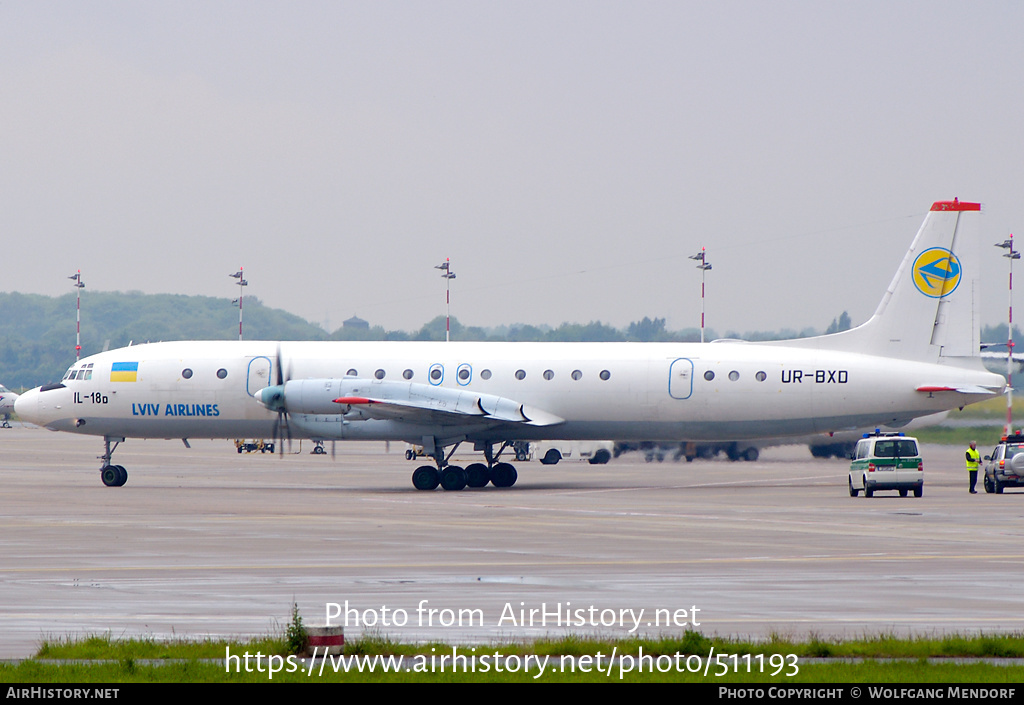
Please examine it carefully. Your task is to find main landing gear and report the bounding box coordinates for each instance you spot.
[411,441,519,491]
[99,436,128,487]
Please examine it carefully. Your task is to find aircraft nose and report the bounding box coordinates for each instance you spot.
[14,388,37,423]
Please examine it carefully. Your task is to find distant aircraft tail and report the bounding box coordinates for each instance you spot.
[790,200,982,363]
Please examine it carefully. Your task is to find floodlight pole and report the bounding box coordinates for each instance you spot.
[689,248,712,343]
[996,236,1020,435]
[230,267,247,341]
[69,270,85,361]
[435,259,455,342]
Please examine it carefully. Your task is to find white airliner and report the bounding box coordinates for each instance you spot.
[15,200,1005,490]
[0,384,19,428]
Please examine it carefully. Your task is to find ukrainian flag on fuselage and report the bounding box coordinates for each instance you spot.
[110,362,139,382]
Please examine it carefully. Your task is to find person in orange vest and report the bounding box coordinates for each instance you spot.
[966,441,980,494]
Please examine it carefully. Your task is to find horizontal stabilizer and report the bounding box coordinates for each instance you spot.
[916,384,998,395]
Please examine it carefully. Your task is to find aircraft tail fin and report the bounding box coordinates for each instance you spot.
[788,200,982,362]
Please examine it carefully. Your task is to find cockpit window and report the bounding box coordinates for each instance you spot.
[62,363,94,381]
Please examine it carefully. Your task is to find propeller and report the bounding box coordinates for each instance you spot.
[266,345,292,456]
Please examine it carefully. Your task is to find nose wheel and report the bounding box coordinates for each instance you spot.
[101,464,128,487]
[98,437,128,487]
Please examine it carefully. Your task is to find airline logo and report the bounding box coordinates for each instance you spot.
[912,248,961,298]
[110,362,139,382]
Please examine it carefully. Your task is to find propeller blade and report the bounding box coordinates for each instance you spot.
[272,343,292,457]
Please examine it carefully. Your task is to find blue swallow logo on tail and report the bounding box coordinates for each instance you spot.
[912,247,961,298]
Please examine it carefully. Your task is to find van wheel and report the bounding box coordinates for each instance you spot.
[864,478,873,498]
[899,489,908,497]
[984,475,994,493]
[848,477,859,497]
[541,449,561,465]
[913,486,923,498]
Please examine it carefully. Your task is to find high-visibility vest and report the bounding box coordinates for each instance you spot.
[966,447,980,471]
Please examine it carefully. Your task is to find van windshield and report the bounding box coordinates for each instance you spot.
[874,440,918,458]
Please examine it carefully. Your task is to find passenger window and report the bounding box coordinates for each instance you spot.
[515,370,526,380]
[403,369,414,380]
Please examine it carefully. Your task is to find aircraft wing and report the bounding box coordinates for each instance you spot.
[334,393,564,427]
[258,378,564,428]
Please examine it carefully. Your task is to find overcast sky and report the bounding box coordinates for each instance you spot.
[3,1,1023,336]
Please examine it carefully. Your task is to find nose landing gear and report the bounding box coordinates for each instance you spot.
[99,436,128,487]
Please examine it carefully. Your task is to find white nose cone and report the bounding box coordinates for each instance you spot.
[255,385,285,412]
[14,388,36,423]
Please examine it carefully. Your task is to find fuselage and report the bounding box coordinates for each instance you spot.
[15,339,1004,444]
[0,384,18,417]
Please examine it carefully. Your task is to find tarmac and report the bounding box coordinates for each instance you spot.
[1,426,1022,658]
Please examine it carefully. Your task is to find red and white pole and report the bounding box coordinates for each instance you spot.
[238,265,244,341]
[436,258,455,342]
[1008,235,1016,436]
[690,247,711,344]
[69,270,84,361]
[76,271,82,361]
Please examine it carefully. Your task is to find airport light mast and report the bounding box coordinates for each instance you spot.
[435,258,455,342]
[996,236,1020,435]
[230,267,247,341]
[69,270,84,361]
[689,248,712,343]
